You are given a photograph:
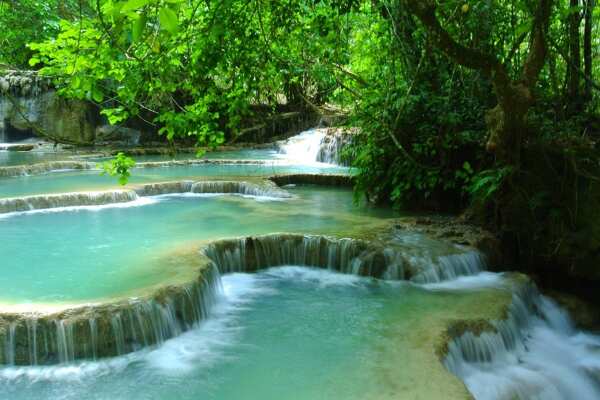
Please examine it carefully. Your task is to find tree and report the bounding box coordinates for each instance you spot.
[405,0,554,165]
[583,0,595,101]
[566,0,581,110]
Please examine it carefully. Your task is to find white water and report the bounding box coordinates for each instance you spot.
[277,129,328,164]
[443,276,600,400]
[419,271,505,291]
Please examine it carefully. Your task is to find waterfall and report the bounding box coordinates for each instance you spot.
[277,129,327,164]
[410,251,486,283]
[134,181,195,196]
[278,128,354,165]
[134,180,291,199]
[443,282,600,399]
[205,234,488,283]
[204,234,387,277]
[316,128,354,165]
[0,190,140,214]
[382,245,486,283]
[0,265,222,365]
[0,161,95,178]
[0,180,293,216]
[0,232,490,367]
[190,181,291,198]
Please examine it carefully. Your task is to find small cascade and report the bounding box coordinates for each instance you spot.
[190,181,291,198]
[0,180,293,216]
[443,282,600,399]
[0,190,140,214]
[134,181,194,196]
[0,265,221,365]
[204,234,387,277]
[0,161,94,178]
[278,127,354,166]
[206,234,487,283]
[0,232,491,367]
[316,128,355,166]
[410,251,485,284]
[277,129,327,163]
[382,245,486,284]
[134,180,291,199]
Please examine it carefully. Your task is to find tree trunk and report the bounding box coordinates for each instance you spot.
[566,0,581,109]
[584,0,594,101]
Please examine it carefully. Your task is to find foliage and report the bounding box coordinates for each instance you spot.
[28,0,355,147]
[468,167,514,202]
[0,0,80,67]
[99,152,136,185]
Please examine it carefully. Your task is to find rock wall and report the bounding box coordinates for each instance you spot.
[0,70,98,144]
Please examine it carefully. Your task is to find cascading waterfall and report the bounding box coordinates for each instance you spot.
[443,281,600,399]
[190,181,291,198]
[0,161,94,178]
[134,180,291,199]
[410,251,486,283]
[277,128,354,165]
[0,232,499,368]
[0,190,141,214]
[204,233,487,283]
[0,265,221,365]
[134,181,194,196]
[316,128,354,165]
[277,129,327,164]
[204,234,386,277]
[0,180,292,216]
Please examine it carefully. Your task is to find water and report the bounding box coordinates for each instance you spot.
[0,186,394,303]
[0,163,349,198]
[0,151,70,167]
[0,267,511,400]
[88,148,280,163]
[2,127,600,398]
[445,287,600,400]
[277,128,327,164]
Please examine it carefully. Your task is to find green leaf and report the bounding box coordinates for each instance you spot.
[121,0,150,13]
[92,87,104,103]
[132,13,146,42]
[28,57,40,67]
[159,7,179,34]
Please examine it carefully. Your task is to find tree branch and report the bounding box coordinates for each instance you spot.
[405,0,502,74]
[521,0,553,88]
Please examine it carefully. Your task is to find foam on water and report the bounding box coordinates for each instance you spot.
[262,265,368,288]
[419,272,505,291]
